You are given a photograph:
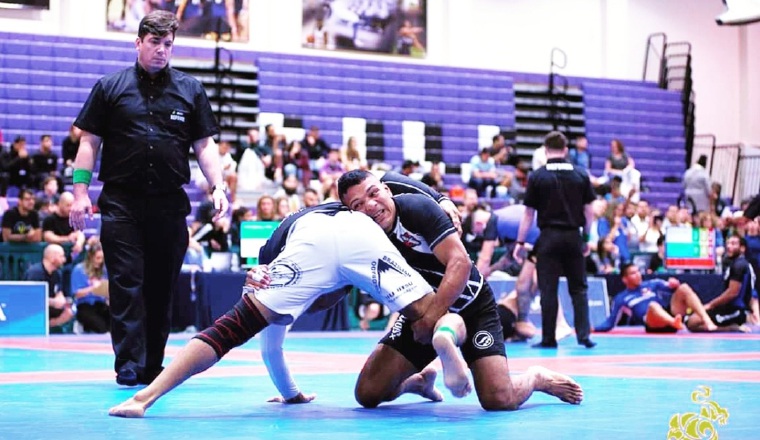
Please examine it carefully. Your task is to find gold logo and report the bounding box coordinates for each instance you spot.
[667,386,729,440]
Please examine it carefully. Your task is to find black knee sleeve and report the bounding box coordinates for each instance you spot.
[194,294,268,358]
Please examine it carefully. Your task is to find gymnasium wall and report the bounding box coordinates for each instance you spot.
[1,0,759,145]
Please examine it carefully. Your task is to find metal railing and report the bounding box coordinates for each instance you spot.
[548,47,572,133]
[643,33,695,167]
[689,137,760,206]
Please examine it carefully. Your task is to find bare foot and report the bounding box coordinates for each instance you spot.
[515,321,537,339]
[403,366,443,402]
[530,366,583,405]
[672,314,684,331]
[108,397,148,418]
[432,332,472,398]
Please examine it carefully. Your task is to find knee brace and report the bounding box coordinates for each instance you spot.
[195,294,268,358]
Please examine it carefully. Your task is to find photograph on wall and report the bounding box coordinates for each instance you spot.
[0,0,50,9]
[106,0,249,43]
[302,0,427,58]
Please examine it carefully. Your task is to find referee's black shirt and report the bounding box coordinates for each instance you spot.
[523,157,595,230]
[74,63,219,193]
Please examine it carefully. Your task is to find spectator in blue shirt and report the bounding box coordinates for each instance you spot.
[70,241,110,333]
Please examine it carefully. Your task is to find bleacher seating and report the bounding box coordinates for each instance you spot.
[0,31,687,218]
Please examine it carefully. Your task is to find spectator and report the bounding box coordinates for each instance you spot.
[682,155,712,214]
[594,236,620,274]
[36,176,60,211]
[70,242,111,333]
[302,187,321,207]
[398,159,420,178]
[262,124,285,182]
[340,136,367,172]
[273,174,302,213]
[283,140,311,186]
[662,204,680,230]
[255,195,277,221]
[648,235,666,274]
[421,161,446,193]
[275,196,292,220]
[303,125,330,174]
[218,141,238,203]
[698,212,725,258]
[23,244,73,330]
[639,213,664,254]
[630,200,651,238]
[42,192,85,261]
[1,188,41,243]
[318,148,346,197]
[710,182,730,218]
[604,139,639,198]
[568,136,590,172]
[31,134,60,189]
[460,188,479,220]
[489,134,513,166]
[228,206,254,248]
[468,148,498,197]
[7,136,33,189]
[62,124,82,171]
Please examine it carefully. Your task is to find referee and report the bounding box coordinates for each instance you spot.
[513,131,596,348]
[69,11,228,386]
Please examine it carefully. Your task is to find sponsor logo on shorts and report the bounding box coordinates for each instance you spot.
[714,310,741,324]
[371,256,412,301]
[667,386,729,439]
[389,315,406,340]
[472,330,494,349]
[268,259,302,288]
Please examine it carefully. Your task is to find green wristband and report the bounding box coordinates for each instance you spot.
[72,169,93,186]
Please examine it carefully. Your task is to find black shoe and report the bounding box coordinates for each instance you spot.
[116,368,139,386]
[139,367,165,385]
[578,339,597,348]
[531,341,558,349]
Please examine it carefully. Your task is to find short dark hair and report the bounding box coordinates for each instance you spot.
[728,234,747,249]
[138,10,179,39]
[544,131,568,151]
[19,188,35,200]
[40,134,51,141]
[620,262,636,278]
[697,155,708,168]
[337,170,373,201]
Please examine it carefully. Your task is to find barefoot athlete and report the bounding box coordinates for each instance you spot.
[337,170,583,411]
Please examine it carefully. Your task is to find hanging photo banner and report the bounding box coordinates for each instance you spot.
[106,0,250,43]
[302,0,427,58]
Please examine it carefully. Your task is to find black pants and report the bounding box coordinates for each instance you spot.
[76,301,111,333]
[99,185,190,376]
[535,228,590,344]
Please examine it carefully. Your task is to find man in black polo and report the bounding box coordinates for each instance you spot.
[513,131,596,349]
[69,10,228,386]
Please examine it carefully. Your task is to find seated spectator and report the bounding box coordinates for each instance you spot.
[662,204,680,230]
[318,148,346,198]
[23,244,73,330]
[460,188,479,220]
[604,177,627,205]
[682,155,712,214]
[1,188,41,243]
[302,187,321,207]
[303,125,330,174]
[701,235,755,332]
[7,136,33,189]
[218,141,238,204]
[710,182,730,218]
[489,134,514,166]
[275,196,292,220]
[421,161,446,193]
[398,159,420,178]
[698,212,725,258]
[630,200,651,239]
[189,190,215,236]
[36,176,60,213]
[283,140,311,187]
[568,136,591,172]
[255,195,277,222]
[273,174,302,213]
[61,124,82,175]
[677,207,694,226]
[42,192,85,261]
[594,236,620,274]
[461,204,499,277]
[604,139,639,198]
[31,134,60,189]
[228,206,254,248]
[598,202,634,263]
[468,148,498,197]
[262,124,286,182]
[595,263,717,333]
[638,213,664,254]
[70,242,110,334]
[499,162,529,202]
[647,235,666,274]
[340,136,367,172]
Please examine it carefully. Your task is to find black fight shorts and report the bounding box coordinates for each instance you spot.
[380,282,506,371]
